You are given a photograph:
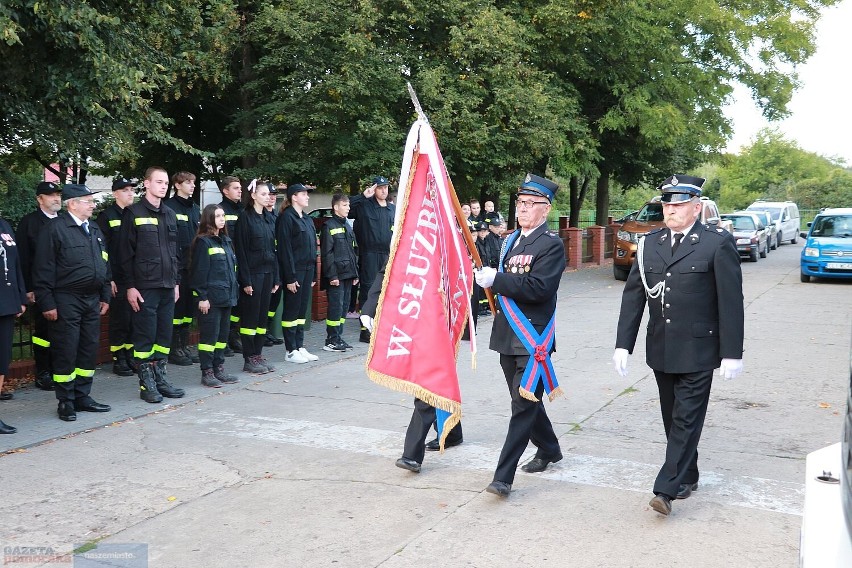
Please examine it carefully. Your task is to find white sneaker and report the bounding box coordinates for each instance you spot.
[299,347,319,361]
[286,350,308,364]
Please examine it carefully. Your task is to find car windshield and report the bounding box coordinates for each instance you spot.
[635,203,663,222]
[728,216,755,231]
[750,206,782,221]
[811,215,852,237]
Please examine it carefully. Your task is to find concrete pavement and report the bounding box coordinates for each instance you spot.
[1,241,849,567]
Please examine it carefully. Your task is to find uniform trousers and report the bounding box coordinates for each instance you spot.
[652,369,713,499]
[31,305,52,375]
[197,306,231,371]
[109,283,132,357]
[357,251,388,316]
[0,315,15,375]
[402,398,464,464]
[237,271,273,358]
[493,353,560,484]
[131,287,175,362]
[48,292,100,402]
[268,285,283,328]
[324,279,353,343]
[173,272,194,327]
[282,267,314,352]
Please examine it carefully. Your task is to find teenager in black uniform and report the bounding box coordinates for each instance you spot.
[33,184,112,422]
[118,166,185,403]
[233,183,280,374]
[190,204,239,387]
[219,176,243,355]
[0,216,27,433]
[319,193,358,352]
[264,184,285,347]
[16,181,63,390]
[96,176,137,376]
[164,171,201,366]
[475,174,566,497]
[277,184,319,364]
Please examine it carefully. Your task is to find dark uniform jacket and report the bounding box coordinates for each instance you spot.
[95,202,127,275]
[319,214,358,288]
[0,219,28,317]
[15,208,56,293]
[489,223,566,355]
[348,194,395,253]
[190,234,238,308]
[117,197,180,290]
[615,220,744,374]
[220,197,243,238]
[483,232,501,268]
[276,206,317,284]
[483,211,504,226]
[32,212,111,311]
[163,195,201,271]
[233,207,279,287]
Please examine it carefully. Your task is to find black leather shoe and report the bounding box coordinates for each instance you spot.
[359,330,371,344]
[395,457,421,473]
[676,482,698,500]
[0,419,16,434]
[35,372,54,391]
[649,494,672,516]
[425,437,464,451]
[58,401,77,422]
[0,392,13,401]
[521,451,563,473]
[75,399,111,413]
[486,481,511,497]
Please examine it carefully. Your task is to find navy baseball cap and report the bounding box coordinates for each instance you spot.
[62,184,98,200]
[373,175,390,187]
[36,181,61,195]
[518,173,558,203]
[112,177,135,191]
[659,174,705,203]
[286,183,313,197]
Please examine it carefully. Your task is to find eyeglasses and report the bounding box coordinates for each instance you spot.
[515,199,549,209]
[77,200,96,206]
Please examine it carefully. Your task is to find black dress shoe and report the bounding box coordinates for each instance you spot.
[395,457,421,473]
[0,419,16,434]
[0,392,13,400]
[75,399,111,413]
[676,482,698,500]
[521,451,563,473]
[425,437,464,451]
[359,330,371,344]
[486,481,511,497]
[58,402,77,422]
[35,372,54,391]
[649,494,672,516]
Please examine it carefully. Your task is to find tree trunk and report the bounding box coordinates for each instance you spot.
[569,176,580,227]
[595,169,610,226]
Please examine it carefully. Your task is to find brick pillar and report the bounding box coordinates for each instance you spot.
[587,225,605,265]
[563,227,583,268]
[311,253,327,322]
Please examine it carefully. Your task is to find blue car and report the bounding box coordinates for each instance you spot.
[800,208,852,282]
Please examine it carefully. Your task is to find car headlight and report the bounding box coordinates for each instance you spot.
[617,230,637,243]
[804,246,819,257]
[736,238,750,245]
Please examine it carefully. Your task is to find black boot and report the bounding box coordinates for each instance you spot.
[138,362,163,403]
[359,329,371,343]
[228,328,243,354]
[0,419,16,434]
[112,350,134,377]
[214,364,239,384]
[182,327,200,364]
[154,359,185,398]
[168,331,192,366]
[34,370,54,390]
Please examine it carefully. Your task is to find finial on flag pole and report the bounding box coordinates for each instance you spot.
[407,82,428,123]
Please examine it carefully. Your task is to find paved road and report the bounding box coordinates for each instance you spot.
[1,240,849,567]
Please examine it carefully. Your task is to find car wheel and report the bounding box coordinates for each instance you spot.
[759,242,767,258]
[771,236,778,250]
[613,264,629,281]
[800,272,810,283]
[791,233,798,244]
[750,248,759,262]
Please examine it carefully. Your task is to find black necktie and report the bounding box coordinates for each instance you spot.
[671,232,683,254]
[82,221,90,236]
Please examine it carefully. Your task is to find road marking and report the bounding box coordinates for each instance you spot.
[192,412,804,516]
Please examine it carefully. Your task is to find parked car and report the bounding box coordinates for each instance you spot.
[747,200,800,245]
[613,210,639,224]
[721,212,769,262]
[307,207,335,233]
[799,208,852,282]
[613,196,730,280]
[750,210,779,250]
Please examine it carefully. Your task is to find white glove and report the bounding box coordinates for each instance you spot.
[359,314,374,333]
[718,358,743,380]
[475,267,497,288]
[612,348,629,377]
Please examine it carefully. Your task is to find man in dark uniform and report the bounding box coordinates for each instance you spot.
[613,174,744,517]
[319,193,358,352]
[264,183,285,347]
[348,175,395,343]
[16,181,63,390]
[33,184,112,421]
[219,176,243,355]
[96,176,137,376]
[164,171,201,366]
[475,173,566,497]
[118,166,185,403]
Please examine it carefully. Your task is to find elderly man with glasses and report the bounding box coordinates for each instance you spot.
[32,184,112,422]
[475,173,567,498]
